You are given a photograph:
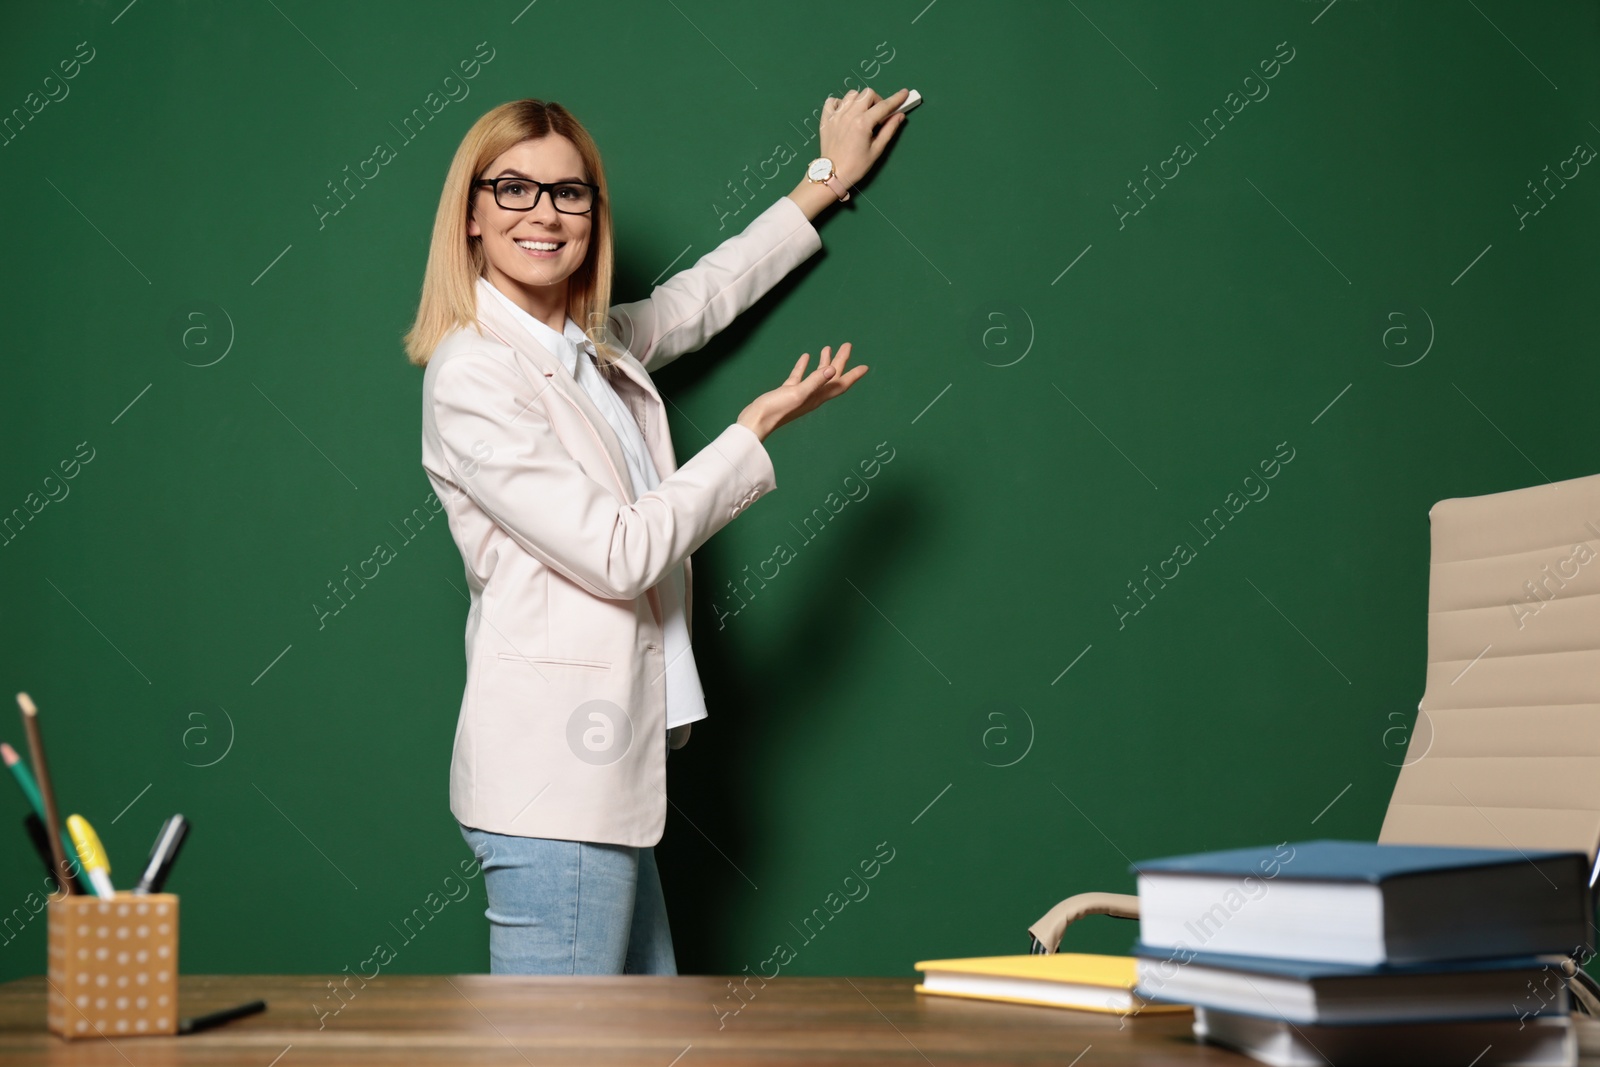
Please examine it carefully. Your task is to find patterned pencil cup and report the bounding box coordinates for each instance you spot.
[46,894,179,1039]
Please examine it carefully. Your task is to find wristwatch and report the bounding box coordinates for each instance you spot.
[806,157,851,202]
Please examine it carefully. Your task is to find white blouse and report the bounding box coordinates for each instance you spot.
[478,279,707,730]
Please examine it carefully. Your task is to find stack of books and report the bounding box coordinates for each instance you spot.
[1131,840,1591,1066]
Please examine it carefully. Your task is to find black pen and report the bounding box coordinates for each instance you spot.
[133,814,190,895]
[23,813,87,895]
[23,813,58,883]
[178,999,266,1034]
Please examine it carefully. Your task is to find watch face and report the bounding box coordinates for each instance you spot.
[807,157,833,181]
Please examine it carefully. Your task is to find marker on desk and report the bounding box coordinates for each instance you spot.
[66,814,116,898]
[134,815,189,895]
[17,694,76,895]
[178,999,266,1035]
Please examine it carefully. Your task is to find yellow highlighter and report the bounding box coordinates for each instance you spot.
[66,815,117,898]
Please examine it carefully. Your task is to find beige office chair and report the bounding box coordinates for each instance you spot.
[1030,472,1600,1003]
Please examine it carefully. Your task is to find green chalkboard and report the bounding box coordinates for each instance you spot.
[3,0,1598,992]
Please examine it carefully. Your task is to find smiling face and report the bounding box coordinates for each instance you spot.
[467,134,594,319]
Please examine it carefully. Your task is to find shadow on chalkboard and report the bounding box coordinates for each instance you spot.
[624,155,914,971]
[660,478,924,974]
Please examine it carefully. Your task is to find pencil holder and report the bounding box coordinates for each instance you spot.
[46,893,179,1040]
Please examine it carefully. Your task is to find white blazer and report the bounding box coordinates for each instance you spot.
[420,194,823,847]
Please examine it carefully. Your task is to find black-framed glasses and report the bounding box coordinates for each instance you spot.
[472,177,599,214]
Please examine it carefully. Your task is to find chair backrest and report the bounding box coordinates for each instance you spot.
[1380,472,1600,875]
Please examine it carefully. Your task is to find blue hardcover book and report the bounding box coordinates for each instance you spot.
[1132,840,1590,966]
[1133,942,1568,1024]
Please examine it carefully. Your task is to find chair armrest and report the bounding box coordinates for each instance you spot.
[1027,892,1140,954]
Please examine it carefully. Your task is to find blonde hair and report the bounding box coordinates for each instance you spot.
[403,99,620,369]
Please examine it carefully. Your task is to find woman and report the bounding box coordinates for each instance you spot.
[403,87,909,975]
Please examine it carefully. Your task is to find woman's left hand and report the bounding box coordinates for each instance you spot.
[819,87,911,186]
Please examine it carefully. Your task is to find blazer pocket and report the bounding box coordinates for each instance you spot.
[497,653,612,671]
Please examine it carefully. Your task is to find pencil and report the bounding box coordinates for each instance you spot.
[17,693,75,895]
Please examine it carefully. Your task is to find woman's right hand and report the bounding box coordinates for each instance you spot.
[737,344,868,442]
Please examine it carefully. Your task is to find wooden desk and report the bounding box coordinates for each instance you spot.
[0,974,1238,1065]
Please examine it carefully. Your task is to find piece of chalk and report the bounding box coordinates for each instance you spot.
[892,89,922,116]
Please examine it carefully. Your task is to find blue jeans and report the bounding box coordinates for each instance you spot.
[458,823,677,975]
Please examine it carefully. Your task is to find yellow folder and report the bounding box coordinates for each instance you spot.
[914,953,1191,1015]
